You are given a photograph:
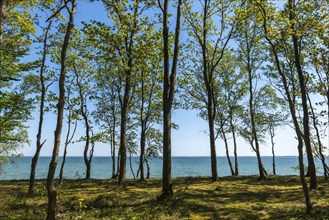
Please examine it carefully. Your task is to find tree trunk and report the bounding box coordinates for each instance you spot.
[111,88,117,179]
[269,124,276,175]
[118,79,130,186]
[161,0,182,197]
[46,1,76,219]
[139,73,145,181]
[145,157,151,179]
[116,147,120,178]
[207,94,219,181]
[289,0,317,189]
[59,87,77,185]
[220,118,234,176]
[59,145,67,185]
[247,55,266,180]
[230,116,239,176]
[111,126,116,179]
[139,126,146,181]
[129,149,135,179]
[28,20,52,194]
[307,94,329,180]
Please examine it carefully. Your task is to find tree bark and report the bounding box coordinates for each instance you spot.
[118,75,130,186]
[219,116,234,176]
[46,1,76,219]
[116,146,120,178]
[111,124,116,179]
[145,157,151,179]
[139,126,146,180]
[206,90,219,181]
[29,20,52,193]
[269,123,276,175]
[230,115,239,176]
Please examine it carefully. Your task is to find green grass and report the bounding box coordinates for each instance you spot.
[0,176,328,219]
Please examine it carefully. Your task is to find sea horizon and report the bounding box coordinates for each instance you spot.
[1,156,326,180]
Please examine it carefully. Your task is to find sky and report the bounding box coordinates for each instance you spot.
[18,0,327,158]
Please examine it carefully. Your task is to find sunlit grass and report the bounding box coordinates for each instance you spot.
[0,176,328,219]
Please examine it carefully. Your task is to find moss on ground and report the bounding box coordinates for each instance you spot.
[0,176,328,219]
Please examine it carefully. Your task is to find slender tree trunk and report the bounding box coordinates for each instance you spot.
[139,126,146,180]
[207,94,219,181]
[223,136,234,176]
[230,116,239,176]
[59,141,68,185]
[74,67,92,180]
[28,20,52,194]
[161,0,182,197]
[46,2,76,219]
[307,94,329,180]
[111,126,116,178]
[201,0,219,182]
[145,157,151,179]
[116,147,120,177]
[162,0,172,197]
[59,115,77,185]
[110,87,117,179]
[118,78,130,186]
[269,124,276,175]
[247,56,266,180]
[219,118,234,176]
[289,0,317,189]
[139,75,146,181]
[129,149,135,179]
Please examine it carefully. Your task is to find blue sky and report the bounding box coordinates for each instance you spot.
[19,0,319,157]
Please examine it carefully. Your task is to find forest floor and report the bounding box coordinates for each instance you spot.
[0,176,328,219]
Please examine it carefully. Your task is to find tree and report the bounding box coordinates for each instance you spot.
[93,67,120,179]
[28,12,55,194]
[266,112,287,176]
[46,0,76,219]
[140,127,162,179]
[72,57,95,180]
[287,0,317,189]
[253,0,312,213]
[87,0,156,187]
[215,51,248,176]
[0,0,36,166]
[132,30,163,181]
[183,0,236,182]
[158,0,183,196]
[235,5,269,180]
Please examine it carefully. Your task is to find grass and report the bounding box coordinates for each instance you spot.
[0,176,328,219]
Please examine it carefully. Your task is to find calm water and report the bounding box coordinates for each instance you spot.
[0,156,326,180]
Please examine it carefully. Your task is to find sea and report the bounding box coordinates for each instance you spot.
[0,156,327,180]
